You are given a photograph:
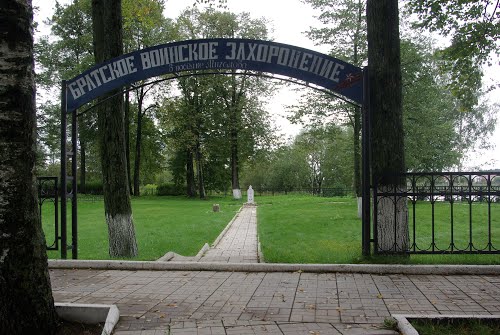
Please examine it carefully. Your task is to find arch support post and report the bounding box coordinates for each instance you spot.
[361,67,372,256]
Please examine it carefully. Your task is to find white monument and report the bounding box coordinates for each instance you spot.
[247,185,254,204]
[232,188,242,200]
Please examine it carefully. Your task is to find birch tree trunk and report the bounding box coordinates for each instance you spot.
[186,149,196,197]
[0,0,58,332]
[91,0,138,257]
[367,0,409,253]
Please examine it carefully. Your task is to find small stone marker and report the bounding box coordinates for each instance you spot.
[212,204,220,212]
[232,188,242,200]
[247,185,254,204]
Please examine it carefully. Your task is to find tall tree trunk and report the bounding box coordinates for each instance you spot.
[367,0,408,253]
[125,89,132,194]
[92,0,138,257]
[79,138,86,194]
[186,149,196,197]
[230,111,240,198]
[230,73,242,199]
[353,105,361,197]
[195,141,206,199]
[133,102,143,196]
[0,1,58,332]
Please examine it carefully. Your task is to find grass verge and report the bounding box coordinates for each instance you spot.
[43,196,240,260]
[410,318,500,335]
[257,195,500,264]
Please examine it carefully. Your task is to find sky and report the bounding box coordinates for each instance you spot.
[33,0,499,169]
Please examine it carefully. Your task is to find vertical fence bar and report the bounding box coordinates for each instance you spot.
[361,67,371,256]
[450,173,454,252]
[412,175,416,252]
[71,109,78,259]
[393,183,397,252]
[55,177,59,250]
[469,173,473,252]
[60,80,67,259]
[373,177,378,254]
[488,174,492,251]
[431,175,435,252]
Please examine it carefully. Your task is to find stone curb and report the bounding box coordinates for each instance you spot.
[156,207,243,262]
[392,314,500,335]
[157,251,175,262]
[194,243,210,260]
[211,206,243,248]
[48,260,500,275]
[55,303,119,335]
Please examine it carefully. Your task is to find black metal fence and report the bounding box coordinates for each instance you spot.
[37,177,59,250]
[373,172,500,254]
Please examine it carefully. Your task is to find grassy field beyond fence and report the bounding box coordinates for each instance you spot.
[257,195,500,264]
[42,194,500,264]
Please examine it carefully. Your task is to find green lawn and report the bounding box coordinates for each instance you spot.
[42,194,500,264]
[42,196,241,260]
[410,318,500,335]
[257,195,500,264]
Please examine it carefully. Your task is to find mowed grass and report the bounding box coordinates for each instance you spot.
[42,194,500,264]
[410,318,500,335]
[257,195,500,264]
[42,196,241,260]
[257,195,363,264]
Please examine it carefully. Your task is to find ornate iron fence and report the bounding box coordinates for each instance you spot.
[37,177,59,250]
[373,172,500,254]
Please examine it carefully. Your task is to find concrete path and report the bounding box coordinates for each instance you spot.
[49,268,500,334]
[169,205,259,263]
[199,205,258,263]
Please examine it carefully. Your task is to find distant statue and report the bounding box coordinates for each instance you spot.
[247,185,254,204]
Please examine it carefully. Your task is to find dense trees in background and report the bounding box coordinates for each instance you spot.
[34,0,497,200]
[156,8,277,198]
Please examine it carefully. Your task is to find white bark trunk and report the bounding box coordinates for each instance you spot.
[106,213,138,258]
[357,197,363,218]
[376,186,409,253]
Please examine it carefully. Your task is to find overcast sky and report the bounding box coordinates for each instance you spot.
[33,0,499,169]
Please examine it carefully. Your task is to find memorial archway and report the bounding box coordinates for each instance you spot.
[60,38,371,258]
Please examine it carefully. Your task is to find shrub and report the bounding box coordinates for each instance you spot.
[141,184,157,196]
[80,181,103,195]
[157,183,184,196]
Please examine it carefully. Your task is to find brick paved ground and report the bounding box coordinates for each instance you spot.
[199,206,258,263]
[170,206,259,263]
[50,268,500,334]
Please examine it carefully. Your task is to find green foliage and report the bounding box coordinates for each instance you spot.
[156,183,185,196]
[405,0,500,108]
[80,180,103,195]
[241,125,354,192]
[156,8,276,196]
[304,0,367,65]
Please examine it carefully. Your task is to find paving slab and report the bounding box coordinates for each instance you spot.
[168,206,259,263]
[50,268,500,334]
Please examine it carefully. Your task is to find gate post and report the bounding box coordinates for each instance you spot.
[60,80,67,259]
[71,107,78,259]
[361,67,371,256]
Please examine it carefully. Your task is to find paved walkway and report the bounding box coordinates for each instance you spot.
[50,268,500,334]
[49,206,500,334]
[200,205,258,263]
[169,205,259,263]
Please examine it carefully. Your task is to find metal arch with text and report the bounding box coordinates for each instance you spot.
[65,38,363,112]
